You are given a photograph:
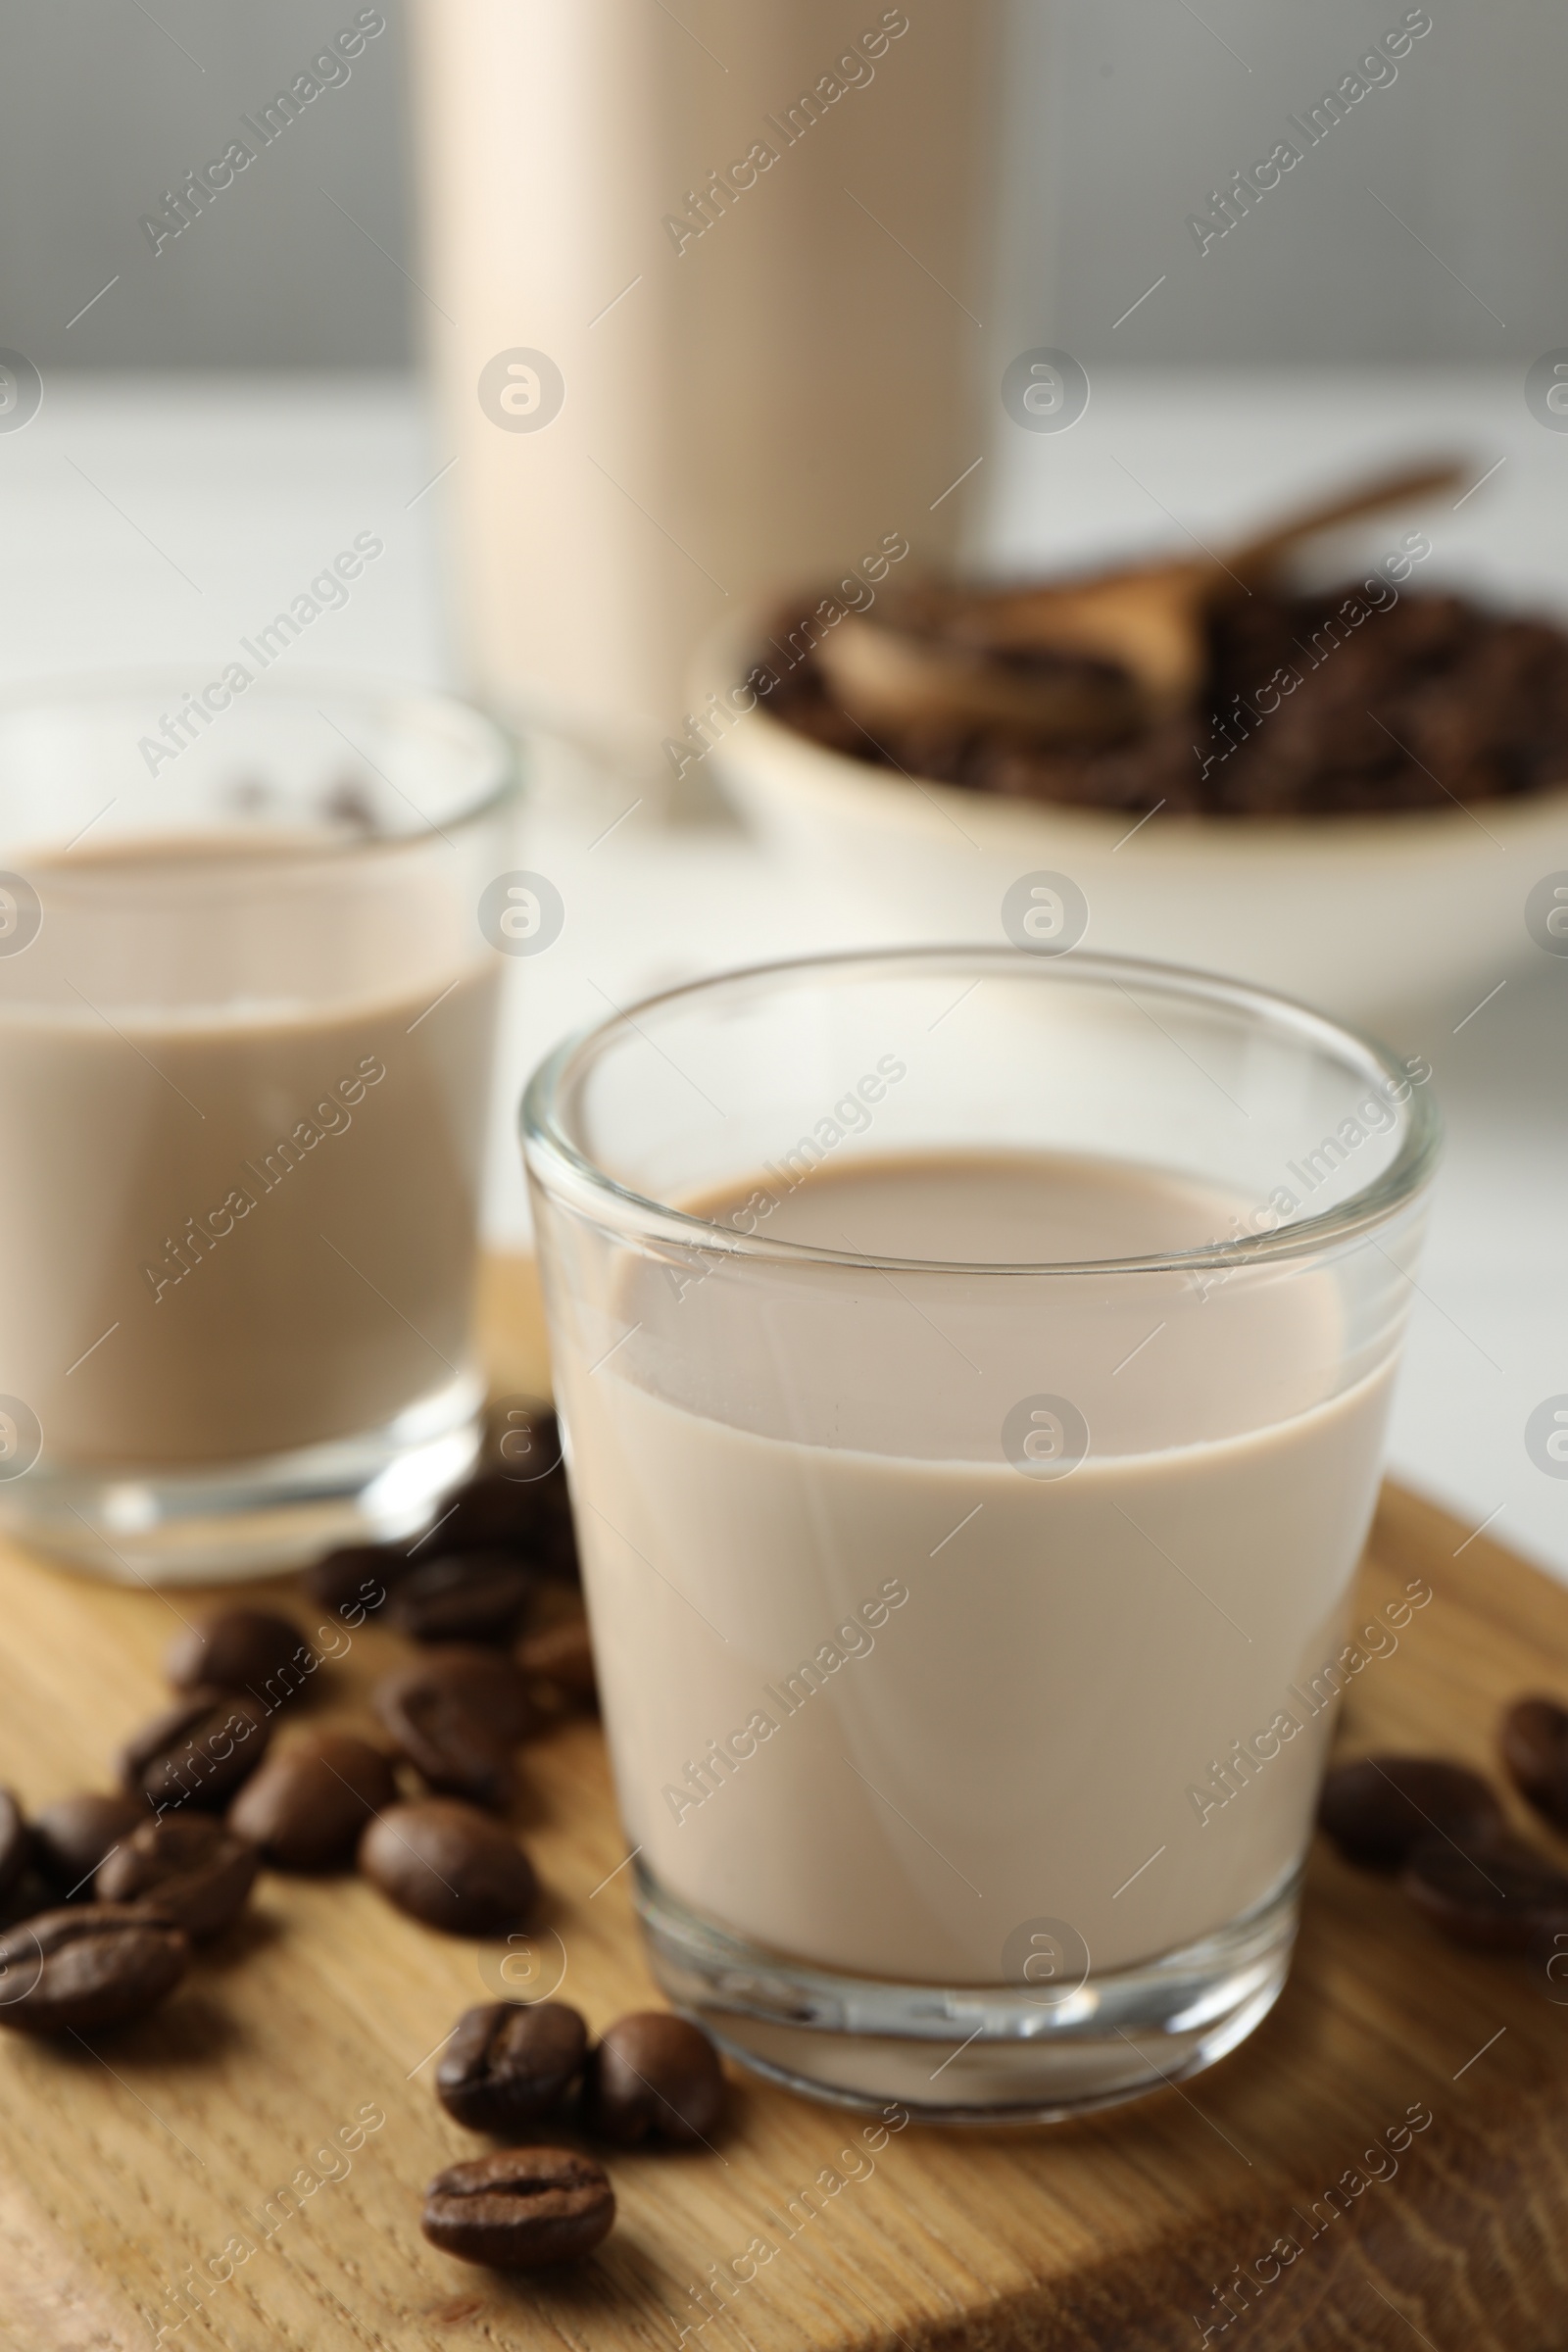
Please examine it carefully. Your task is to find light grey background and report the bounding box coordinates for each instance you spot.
[0,1,1558,368]
[995,0,1562,367]
[0,0,414,367]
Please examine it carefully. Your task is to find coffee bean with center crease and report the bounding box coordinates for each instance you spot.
[0,1792,29,1907]
[360,1799,537,1936]
[32,1792,150,1898]
[120,1688,273,1813]
[374,1648,533,1808]
[437,2001,588,2132]
[1500,1695,1568,1832]
[305,1542,411,1624]
[421,2148,613,2272]
[583,2012,726,2146]
[387,1555,533,1646]
[1317,1754,1505,1870]
[440,1473,579,1581]
[0,1905,189,2034]
[1402,1834,1568,1950]
[228,1733,398,1870]
[96,1815,258,1941]
[165,1609,316,1708]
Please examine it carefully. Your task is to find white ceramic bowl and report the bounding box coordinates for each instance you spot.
[709,676,1568,1029]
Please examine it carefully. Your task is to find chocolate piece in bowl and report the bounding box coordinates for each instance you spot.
[120,1689,274,1813]
[582,2012,727,2147]
[386,1554,533,1646]
[96,1815,258,1942]
[32,1792,150,1898]
[228,1733,398,1871]
[165,1608,316,1708]
[0,1905,190,2034]
[373,1647,533,1807]
[1500,1695,1568,1833]
[1316,1754,1504,1870]
[421,2147,613,2271]
[436,2000,588,2132]
[359,1799,537,1936]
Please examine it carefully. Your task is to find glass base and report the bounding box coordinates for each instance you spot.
[0,1373,484,1585]
[638,1863,1298,2126]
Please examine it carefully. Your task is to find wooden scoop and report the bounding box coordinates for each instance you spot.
[815,457,1466,742]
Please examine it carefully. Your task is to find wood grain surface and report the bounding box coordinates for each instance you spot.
[0,1260,1564,2351]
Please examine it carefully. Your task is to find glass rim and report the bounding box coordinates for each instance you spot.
[0,666,520,859]
[520,946,1442,1279]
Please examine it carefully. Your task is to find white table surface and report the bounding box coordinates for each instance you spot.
[3,368,1565,1584]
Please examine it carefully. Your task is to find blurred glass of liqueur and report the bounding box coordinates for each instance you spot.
[524,950,1439,2121]
[0,677,516,1582]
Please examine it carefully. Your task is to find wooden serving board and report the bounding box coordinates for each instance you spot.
[0,1260,1565,2352]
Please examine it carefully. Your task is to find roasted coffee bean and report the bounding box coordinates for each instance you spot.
[32,1792,149,1897]
[422,2146,612,2271]
[516,1619,597,1710]
[387,1555,533,1646]
[0,1904,189,2034]
[1317,1754,1504,1870]
[304,1542,411,1623]
[373,1648,533,1808]
[0,1791,29,1906]
[439,1474,579,1581]
[120,1688,273,1813]
[436,2001,588,2133]
[584,2012,726,2146]
[96,1815,258,1941]
[483,1399,564,1480]
[1500,1695,1568,1832]
[1402,1834,1568,1951]
[228,1733,398,1870]
[165,1609,316,1708]
[360,1799,537,1936]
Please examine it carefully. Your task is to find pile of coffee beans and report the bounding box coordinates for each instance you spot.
[421,2000,726,2270]
[769,582,1568,817]
[1318,1690,1568,1949]
[0,1602,314,2032]
[0,1402,716,2277]
[0,1408,592,1974]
